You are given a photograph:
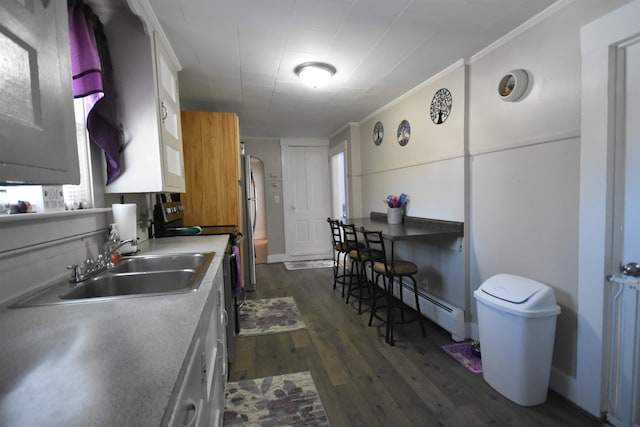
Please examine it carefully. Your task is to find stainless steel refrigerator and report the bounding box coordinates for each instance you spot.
[241,153,257,291]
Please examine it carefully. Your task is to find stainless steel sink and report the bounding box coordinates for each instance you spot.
[10,252,214,307]
[61,270,196,300]
[108,253,207,274]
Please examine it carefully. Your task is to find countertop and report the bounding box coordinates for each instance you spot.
[346,213,464,241]
[0,235,229,427]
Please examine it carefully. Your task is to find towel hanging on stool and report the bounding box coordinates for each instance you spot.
[232,245,242,295]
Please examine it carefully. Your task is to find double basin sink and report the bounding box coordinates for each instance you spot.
[11,252,215,307]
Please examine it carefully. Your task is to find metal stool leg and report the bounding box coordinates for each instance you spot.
[386,275,395,346]
[410,276,426,337]
[368,273,380,326]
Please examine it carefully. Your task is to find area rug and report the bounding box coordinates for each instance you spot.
[239,297,306,336]
[224,371,331,426]
[441,342,483,374]
[284,260,334,270]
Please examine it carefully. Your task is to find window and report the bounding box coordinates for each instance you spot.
[64,98,94,209]
[0,98,94,213]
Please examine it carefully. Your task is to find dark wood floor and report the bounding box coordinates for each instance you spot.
[229,263,603,427]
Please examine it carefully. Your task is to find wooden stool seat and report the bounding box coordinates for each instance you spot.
[372,260,418,276]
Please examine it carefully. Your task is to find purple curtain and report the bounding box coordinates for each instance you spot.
[68,0,123,184]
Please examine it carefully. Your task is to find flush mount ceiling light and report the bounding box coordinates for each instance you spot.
[294,62,337,89]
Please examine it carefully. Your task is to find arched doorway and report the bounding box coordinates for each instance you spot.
[250,157,268,264]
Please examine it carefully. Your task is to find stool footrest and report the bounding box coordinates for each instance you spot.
[370,303,422,325]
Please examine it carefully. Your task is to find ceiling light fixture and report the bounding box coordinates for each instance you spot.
[294,62,337,89]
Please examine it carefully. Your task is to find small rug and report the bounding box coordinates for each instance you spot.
[441,342,483,374]
[224,371,331,426]
[284,260,334,270]
[239,297,306,336]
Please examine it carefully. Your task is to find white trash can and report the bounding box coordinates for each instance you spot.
[473,273,561,406]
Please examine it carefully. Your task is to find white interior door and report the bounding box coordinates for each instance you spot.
[282,144,331,257]
[605,37,640,427]
[579,2,640,417]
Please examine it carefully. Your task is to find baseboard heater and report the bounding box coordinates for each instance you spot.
[391,278,465,342]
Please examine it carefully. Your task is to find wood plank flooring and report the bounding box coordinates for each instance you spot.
[228,263,603,427]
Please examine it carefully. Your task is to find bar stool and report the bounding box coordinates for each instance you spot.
[327,217,350,295]
[342,224,384,314]
[341,223,368,312]
[362,229,425,345]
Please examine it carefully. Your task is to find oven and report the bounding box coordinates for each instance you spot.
[153,198,241,367]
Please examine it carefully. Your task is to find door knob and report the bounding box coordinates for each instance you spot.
[621,262,640,277]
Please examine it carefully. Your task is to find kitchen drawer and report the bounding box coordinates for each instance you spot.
[168,338,205,427]
[208,352,225,427]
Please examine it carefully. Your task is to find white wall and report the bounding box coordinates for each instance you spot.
[467,1,586,379]
[468,0,633,391]
[359,64,466,221]
[343,0,633,414]
[354,64,467,309]
[0,212,110,305]
[469,139,580,376]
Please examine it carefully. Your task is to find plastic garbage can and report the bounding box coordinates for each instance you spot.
[474,273,561,406]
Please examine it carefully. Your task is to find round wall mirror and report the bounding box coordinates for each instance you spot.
[498,69,529,102]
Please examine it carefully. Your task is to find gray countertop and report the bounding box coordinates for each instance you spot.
[0,235,229,427]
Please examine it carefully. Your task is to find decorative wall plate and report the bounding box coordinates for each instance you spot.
[397,120,410,146]
[373,121,384,146]
[430,88,452,124]
[498,69,529,102]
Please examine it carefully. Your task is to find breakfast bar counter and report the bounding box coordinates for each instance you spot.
[345,212,463,244]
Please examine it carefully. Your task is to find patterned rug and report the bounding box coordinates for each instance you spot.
[441,342,483,374]
[239,297,306,336]
[283,260,334,270]
[224,371,331,426]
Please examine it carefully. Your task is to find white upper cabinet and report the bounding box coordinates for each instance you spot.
[154,33,185,190]
[0,0,80,185]
[98,0,185,194]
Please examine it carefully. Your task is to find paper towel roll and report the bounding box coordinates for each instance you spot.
[112,203,137,254]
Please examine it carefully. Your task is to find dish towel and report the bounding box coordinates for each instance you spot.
[68,0,123,184]
[232,245,242,295]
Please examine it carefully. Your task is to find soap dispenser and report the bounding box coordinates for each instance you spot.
[106,223,122,265]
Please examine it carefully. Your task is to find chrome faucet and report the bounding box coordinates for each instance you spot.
[104,238,136,261]
[67,238,135,283]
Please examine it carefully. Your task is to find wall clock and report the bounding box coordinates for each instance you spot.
[498,69,529,102]
[373,121,384,146]
[430,88,452,125]
[397,120,410,146]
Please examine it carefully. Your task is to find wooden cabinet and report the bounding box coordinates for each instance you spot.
[180,112,242,231]
[0,0,80,185]
[97,2,185,193]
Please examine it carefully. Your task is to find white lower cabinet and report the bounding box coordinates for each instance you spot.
[165,265,227,427]
[209,350,225,427]
[168,338,206,427]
